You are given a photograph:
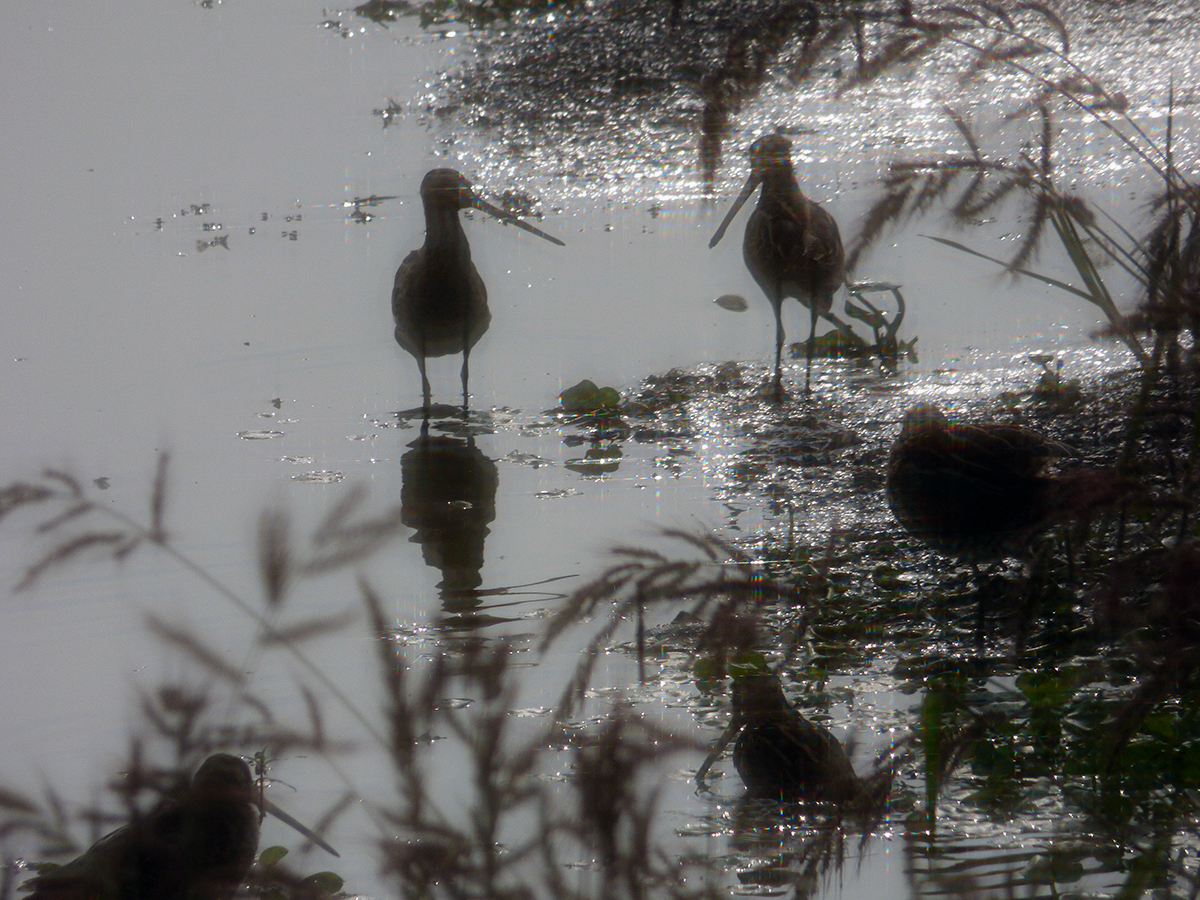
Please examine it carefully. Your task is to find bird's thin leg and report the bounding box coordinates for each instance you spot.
[460,310,472,418]
[418,353,431,412]
[695,721,740,789]
[458,304,472,417]
[460,350,470,418]
[804,294,820,396]
[971,561,987,650]
[771,293,785,403]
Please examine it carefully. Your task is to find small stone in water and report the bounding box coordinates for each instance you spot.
[715,294,748,312]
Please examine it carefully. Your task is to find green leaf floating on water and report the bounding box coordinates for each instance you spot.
[258,846,289,867]
[559,379,622,414]
[301,871,346,895]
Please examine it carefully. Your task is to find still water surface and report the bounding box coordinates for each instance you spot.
[1,1,1194,896]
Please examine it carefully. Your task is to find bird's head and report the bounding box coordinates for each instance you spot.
[192,754,255,805]
[749,133,794,178]
[900,403,949,433]
[420,168,475,211]
[418,168,565,246]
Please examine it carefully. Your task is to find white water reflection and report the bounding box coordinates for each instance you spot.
[0,1,1188,898]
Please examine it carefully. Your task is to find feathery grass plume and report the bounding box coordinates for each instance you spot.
[541,529,801,717]
[0,483,55,522]
[258,507,292,609]
[302,484,406,576]
[697,1,1072,183]
[568,706,710,900]
[834,4,1200,370]
[699,2,847,189]
[1095,541,1200,770]
[1138,176,1200,342]
[850,102,1153,362]
[574,706,669,868]
[364,577,722,900]
[0,455,407,749]
[697,3,1066,170]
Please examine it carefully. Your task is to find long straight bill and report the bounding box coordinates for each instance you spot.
[694,720,740,787]
[264,799,341,857]
[708,175,759,248]
[474,198,565,246]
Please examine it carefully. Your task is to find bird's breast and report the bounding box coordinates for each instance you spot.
[392,244,491,358]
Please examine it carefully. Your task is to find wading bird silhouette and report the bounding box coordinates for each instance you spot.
[392,168,564,411]
[709,133,850,400]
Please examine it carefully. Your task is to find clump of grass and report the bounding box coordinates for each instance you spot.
[846,99,1154,364]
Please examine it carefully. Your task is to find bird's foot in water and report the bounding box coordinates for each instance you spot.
[396,401,464,422]
[757,379,816,404]
[758,376,787,404]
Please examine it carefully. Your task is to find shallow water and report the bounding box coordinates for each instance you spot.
[0,1,1192,897]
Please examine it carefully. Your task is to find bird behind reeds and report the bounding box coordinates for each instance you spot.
[697,670,860,803]
[886,403,1131,560]
[731,671,861,802]
[22,754,260,900]
[709,133,847,399]
[392,168,564,411]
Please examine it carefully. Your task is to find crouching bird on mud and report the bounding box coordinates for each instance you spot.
[709,133,851,400]
[886,403,1132,561]
[392,168,565,411]
[22,754,337,900]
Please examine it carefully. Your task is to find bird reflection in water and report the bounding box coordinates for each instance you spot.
[400,417,498,613]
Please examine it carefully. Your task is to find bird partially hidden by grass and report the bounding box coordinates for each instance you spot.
[21,754,337,900]
[886,403,1132,561]
[709,133,853,400]
[392,168,564,412]
[695,670,861,803]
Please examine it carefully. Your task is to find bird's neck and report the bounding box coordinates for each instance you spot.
[423,205,470,254]
[758,169,808,218]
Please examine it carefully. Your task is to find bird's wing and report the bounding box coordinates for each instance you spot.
[391,248,424,318]
[802,203,846,274]
[949,422,1069,476]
